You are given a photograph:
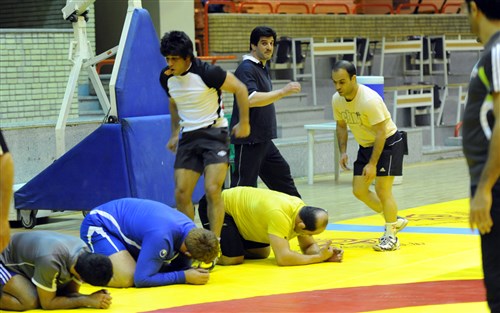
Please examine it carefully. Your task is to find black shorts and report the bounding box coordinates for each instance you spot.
[198,196,268,257]
[353,131,405,177]
[175,127,230,173]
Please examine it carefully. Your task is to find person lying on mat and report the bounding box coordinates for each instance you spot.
[0,231,113,311]
[198,187,343,266]
[80,198,219,288]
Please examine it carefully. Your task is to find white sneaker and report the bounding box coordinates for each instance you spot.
[373,235,400,252]
[395,216,409,234]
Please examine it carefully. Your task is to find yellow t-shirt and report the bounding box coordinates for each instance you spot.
[332,84,397,147]
[222,187,305,243]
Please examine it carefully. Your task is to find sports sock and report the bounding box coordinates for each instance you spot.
[384,222,397,237]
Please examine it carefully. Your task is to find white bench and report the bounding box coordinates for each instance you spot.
[386,84,435,149]
[380,36,425,81]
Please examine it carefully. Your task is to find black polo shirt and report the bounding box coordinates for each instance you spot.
[230,56,277,144]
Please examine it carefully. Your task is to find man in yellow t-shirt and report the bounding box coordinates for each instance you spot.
[332,60,408,252]
[198,187,343,266]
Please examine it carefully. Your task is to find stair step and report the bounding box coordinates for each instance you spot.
[88,74,111,97]
[79,109,105,117]
[277,119,331,138]
[272,79,296,89]
[444,136,462,146]
[275,92,309,107]
[78,96,101,111]
[276,105,324,124]
[78,95,103,117]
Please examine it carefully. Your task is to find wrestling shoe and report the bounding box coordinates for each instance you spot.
[373,235,400,252]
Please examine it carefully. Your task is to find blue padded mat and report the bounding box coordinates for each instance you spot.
[15,124,132,211]
[115,8,169,118]
[122,115,205,207]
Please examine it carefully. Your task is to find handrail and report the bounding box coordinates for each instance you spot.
[312,3,350,14]
[352,3,394,14]
[396,3,439,14]
[96,59,115,74]
[238,1,273,14]
[203,0,236,56]
[275,2,310,14]
[440,3,462,13]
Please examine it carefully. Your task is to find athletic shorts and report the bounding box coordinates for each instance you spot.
[175,127,230,173]
[0,262,16,295]
[353,131,405,177]
[198,196,268,258]
[80,213,129,257]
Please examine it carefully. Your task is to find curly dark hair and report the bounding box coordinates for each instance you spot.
[185,228,219,263]
[160,30,194,59]
[249,26,277,50]
[74,252,113,286]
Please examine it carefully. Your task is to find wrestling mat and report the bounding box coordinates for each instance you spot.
[27,199,487,313]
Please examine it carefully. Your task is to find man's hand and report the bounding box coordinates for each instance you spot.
[231,122,250,138]
[166,136,179,153]
[362,163,376,183]
[185,268,210,285]
[339,153,351,171]
[325,247,344,262]
[282,82,301,97]
[469,189,493,234]
[318,245,335,261]
[89,289,112,309]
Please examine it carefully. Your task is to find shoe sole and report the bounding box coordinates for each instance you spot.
[373,237,401,252]
[395,218,409,234]
[373,243,400,252]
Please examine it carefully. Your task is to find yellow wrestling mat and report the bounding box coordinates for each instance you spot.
[23,199,487,313]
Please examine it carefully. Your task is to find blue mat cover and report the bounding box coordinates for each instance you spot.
[122,115,205,207]
[15,124,131,211]
[115,8,169,118]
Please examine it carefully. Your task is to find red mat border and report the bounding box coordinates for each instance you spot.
[144,279,485,313]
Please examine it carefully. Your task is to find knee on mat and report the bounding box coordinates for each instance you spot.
[218,255,244,266]
[20,296,40,311]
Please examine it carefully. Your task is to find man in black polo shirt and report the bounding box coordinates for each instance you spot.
[230,26,301,198]
[462,0,500,311]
